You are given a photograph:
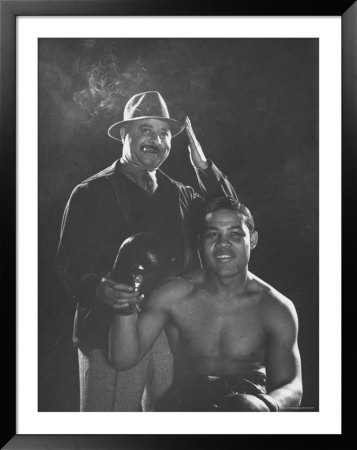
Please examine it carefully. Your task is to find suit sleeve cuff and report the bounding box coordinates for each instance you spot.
[194,159,234,196]
[73,272,107,308]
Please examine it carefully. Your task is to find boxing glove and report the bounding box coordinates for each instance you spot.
[111,231,176,314]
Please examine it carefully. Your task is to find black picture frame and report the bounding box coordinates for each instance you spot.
[1,1,355,448]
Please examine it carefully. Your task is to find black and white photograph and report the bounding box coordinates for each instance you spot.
[38,37,318,414]
[3,1,354,445]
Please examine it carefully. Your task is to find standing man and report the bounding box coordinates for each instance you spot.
[56,91,237,411]
[109,196,303,411]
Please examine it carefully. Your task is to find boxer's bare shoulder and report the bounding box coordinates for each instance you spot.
[144,273,199,312]
[247,272,298,335]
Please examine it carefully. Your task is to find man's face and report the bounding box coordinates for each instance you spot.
[201,208,258,278]
[121,118,172,170]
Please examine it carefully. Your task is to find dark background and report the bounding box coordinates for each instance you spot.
[38,38,318,412]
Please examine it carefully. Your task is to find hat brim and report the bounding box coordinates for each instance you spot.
[108,117,185,142]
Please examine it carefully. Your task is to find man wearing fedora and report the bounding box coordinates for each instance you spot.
[56,91,237,411]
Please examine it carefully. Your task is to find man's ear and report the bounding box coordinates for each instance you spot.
[250,231,258,250]
[119,127,127,141]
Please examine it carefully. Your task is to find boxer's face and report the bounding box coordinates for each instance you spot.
[201,208,258,278]
[120,118,172,170]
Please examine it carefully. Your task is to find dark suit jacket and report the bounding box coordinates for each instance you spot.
[56,159,237,349]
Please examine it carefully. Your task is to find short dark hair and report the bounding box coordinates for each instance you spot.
[202,196,255,232]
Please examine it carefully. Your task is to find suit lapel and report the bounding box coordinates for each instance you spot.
[157,170,181,219]
[106,160,133,225]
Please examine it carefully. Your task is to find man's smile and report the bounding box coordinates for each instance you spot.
[214,251,235,262]
[141,145,160,154]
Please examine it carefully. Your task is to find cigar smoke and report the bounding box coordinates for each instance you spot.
[73,58,148,119]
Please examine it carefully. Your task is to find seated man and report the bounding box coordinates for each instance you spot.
[108,196,303,411]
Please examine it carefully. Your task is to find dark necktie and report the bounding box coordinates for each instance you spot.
[143,171,156,195]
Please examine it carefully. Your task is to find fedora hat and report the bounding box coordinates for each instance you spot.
[108,91,185,142]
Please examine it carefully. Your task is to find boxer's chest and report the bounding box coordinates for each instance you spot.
[173,295,266,360]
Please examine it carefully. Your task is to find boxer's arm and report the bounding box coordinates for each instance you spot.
[108,278,180,370]
[264,294,303,410]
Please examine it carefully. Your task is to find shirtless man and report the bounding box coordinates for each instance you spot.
[109,196,303,411]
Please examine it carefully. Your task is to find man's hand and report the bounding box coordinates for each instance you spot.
[96,273,141,311]
[185,116,209,170]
